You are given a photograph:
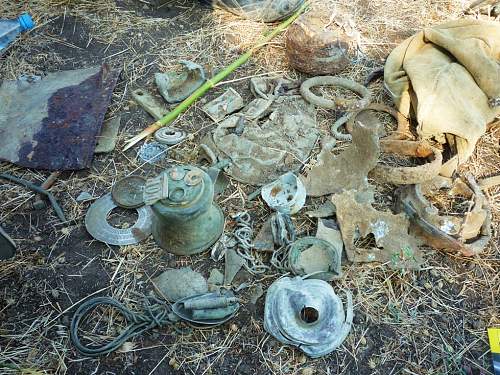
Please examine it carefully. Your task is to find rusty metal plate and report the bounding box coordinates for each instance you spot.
[0,65,120,170]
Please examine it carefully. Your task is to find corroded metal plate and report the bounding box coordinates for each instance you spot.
[0,65,120,170]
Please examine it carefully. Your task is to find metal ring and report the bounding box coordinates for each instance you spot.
[288,237,341,281]
[154,127,187,145]
[300,76,371,111]
[345,104,412,141]
[85,193,152,245]
[370,140,443,185]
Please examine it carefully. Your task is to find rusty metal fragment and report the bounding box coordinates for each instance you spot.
[395,174,492,256]
[224,248,246,285]
[0,65,120,170]
[305,201,336,218]
[288,236,342,281]
[270,212,296,247]
[254,211,298,253]
[316,219,343,255]
[253,218,275,252]
[94,116,121,154]
[132,89,169,121]
[203,88,244,122]
[448,177,474,197]
[243,98,274,120]
[370,140,443,185]
[332,190,422,269]
[208,269,224,292]
[249,77,299,99]
[155,60,205,104]
[300,111,381,197]
[261,172,306,215]
[419,175,454,192]
[76,192,95,202]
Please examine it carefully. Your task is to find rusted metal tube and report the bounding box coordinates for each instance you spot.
[33,171,61,209]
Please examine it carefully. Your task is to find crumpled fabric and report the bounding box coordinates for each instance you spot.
[384,19,500,176]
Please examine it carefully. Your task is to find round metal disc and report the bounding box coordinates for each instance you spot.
[111,176,147,209]
[85,193,152,246]
[154,127,187,145]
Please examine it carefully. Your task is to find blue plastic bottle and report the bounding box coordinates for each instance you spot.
[0,13,35,55]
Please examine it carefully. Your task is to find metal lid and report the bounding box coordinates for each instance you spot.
[111,175,146,209]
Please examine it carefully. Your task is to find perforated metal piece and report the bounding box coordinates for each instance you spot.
[138,142,167,164]
[264,276,353,358]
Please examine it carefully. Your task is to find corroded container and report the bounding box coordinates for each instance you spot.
[144,165,224,255]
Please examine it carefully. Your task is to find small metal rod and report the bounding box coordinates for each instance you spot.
[33,171,61,209]
[41,171,61,189]
[0,173,67,222]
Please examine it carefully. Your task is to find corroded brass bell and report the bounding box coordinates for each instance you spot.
[144,165,224,255]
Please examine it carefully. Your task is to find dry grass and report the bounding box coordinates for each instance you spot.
[1,0,499,374]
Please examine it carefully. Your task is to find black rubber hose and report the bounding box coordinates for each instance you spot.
[70,296,172,357]
[0,173,67,222]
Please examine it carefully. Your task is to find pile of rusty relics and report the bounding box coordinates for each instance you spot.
[1,9,499,360]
